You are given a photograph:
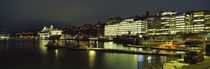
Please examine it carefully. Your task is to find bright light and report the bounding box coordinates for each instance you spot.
[105,19,146,36]
[89,50,96,55]
[39,40,49,55]
[89,50,96,68]
[55,49,59,57]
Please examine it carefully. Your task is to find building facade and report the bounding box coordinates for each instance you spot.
[105,19,147,36]
[104,11,210,37]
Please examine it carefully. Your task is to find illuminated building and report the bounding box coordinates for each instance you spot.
[159,12,177,35]
[104,17,122,36]
[104,24,119,36]
[50,29,63,36]
[146,18,156,35]
[153,11,210,35]
[38,25,63,39]
[192,11,205,33]
[147,17,158,35]
[205,12,210,32]
[105,18,146,36]
[175,13,187,33]
[185,11,210,33]
[104,11,210,37]
[13,30,38,39]
[160,12,177,16]
[0,33,10,40]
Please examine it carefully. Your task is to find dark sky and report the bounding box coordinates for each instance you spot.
[0,0,210,32]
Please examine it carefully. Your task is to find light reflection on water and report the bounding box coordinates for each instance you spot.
[89,50,96,68]
[59,40,141,51]
[60,40,178,53]
[0,40,179,69]
[39,40,49,55]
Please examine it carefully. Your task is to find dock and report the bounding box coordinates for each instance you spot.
[46,45,182,56]
[125,44,187,51]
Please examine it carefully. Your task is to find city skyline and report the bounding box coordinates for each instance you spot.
[1,0,210,69]
[0,0,210,32]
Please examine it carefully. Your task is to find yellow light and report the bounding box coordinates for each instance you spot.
[147,56,152,63]
[89,50,96,56]
[133,55,138,67]
[55,49,59,57]
[39,40,49,55]
[89,50,96,68]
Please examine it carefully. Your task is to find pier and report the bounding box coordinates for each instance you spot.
[125,44,187,51]
[46,45,182,56]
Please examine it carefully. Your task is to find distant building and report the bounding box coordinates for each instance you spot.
[104,11,210,37]
[38,25,63,39]
[205,12,210,32]
[175,13,186,33]
[159,12,177,35]
[0,33,10,40]
[105,18,147,36]
[147,17,156,35]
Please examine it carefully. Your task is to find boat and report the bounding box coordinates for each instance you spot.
[157,41,185,49]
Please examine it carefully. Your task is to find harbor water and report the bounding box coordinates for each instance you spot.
[0,40,180,69]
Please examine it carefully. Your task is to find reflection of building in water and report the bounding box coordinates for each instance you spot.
[137,55,145,69]
[103,42,137,51]
[137,55,156,69]
[89,50,96,68]
[38,25,63,39]
[55,49,59,57]
[136,55,176,69]
[46,48,59,62]
[39,40,49,55]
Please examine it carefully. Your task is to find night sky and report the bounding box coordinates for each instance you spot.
[0,0,210,32]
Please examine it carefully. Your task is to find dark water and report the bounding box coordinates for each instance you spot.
[0,40,179,69]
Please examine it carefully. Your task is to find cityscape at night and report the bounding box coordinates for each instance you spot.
[1,0,210,69]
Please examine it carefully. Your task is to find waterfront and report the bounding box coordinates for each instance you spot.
[0,40,179,69]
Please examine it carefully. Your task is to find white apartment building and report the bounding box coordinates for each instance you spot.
[104,19,146,36]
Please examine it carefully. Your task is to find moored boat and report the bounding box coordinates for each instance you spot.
[157,41,185,49]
